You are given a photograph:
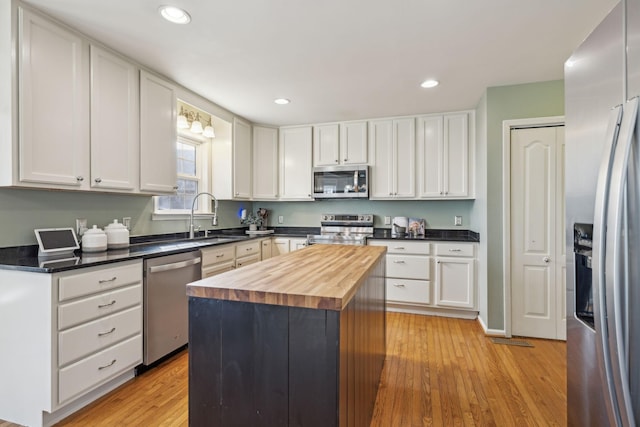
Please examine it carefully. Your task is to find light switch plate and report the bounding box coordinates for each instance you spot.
[278,215,284,224]
[384,216,391,225]
[122,217,131,230]
[454,216,462,226]
[75,218,87,236]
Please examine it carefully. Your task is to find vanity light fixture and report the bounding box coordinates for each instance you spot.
[190,113,203,134]
[177,106,189,129]
[420,79,439,88]
[159,5,191,24]
[274,98,290,105]
[203,118,216,138]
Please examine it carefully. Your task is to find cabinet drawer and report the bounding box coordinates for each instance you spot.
[58,262,142,301]
[202,260,235,278]
[235,254,260,269]
[201,245,235,266]
[58,283,142,330]
[369,240,430,255]
[386,278,430,304]
[386,254,430,280]
[59,305,142,366]
[235,241,260,258]
[435,243,475,257]
[58,334,142,404]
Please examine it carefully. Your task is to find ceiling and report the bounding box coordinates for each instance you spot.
[22,0,618,126]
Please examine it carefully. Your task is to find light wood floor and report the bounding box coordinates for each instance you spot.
[4,312,566,426]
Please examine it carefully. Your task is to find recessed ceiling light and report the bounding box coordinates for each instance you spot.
[159,5,191,24]
[274,98,290,105]
[420,79,439,88]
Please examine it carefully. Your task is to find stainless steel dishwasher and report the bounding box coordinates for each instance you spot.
[143,250,201,365]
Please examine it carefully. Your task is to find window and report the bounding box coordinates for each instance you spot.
[154,134,210,215]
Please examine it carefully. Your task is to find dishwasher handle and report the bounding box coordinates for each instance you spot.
[147,257,201,274]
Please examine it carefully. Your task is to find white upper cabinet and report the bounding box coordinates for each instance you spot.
[139,70,177,194]
[253,126,279,200]
[417,112,473,199]
[369,118,415,199]
[279,126,313,200]
[17,7,90,189]
[233,117,252,199]
[339,121,368,164]
[90,46,139,191]
[313,121,367,166]
[313,124,340,166]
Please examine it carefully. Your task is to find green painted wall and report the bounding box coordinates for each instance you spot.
[255,199,474,229]
[477,80,565,330]
[0,188,248,247]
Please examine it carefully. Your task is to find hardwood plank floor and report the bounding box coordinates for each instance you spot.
[40,312,564,426]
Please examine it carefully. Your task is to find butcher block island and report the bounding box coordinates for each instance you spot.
[187,244,387,427]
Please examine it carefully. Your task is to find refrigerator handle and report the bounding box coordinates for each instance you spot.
[605,96,639,427]
[592,104,624,426]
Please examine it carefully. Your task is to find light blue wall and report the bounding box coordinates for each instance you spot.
[476,80,565,330]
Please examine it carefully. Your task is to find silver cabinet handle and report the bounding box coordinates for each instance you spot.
[246,247,253,251]
[98,327,116,337]
[543,257,550,263]
[216,254,224,258]
[98,359,117,370]
[392,283,406,288]
[393,247,405,250]
[76,176,84,182]
[393,260,405,264]
[94,177,102,183]
[98,300,116,309]
[449,249,462,252]
[98,277,117,284]
[344,158,348,162]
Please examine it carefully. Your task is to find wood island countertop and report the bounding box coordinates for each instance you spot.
[186,244,386,311]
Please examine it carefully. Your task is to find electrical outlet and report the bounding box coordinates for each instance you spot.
[278,215,284,224]
[384,216,391,225]
[122,217,131,230]
[75,218,87,236]
[454,216,462,226]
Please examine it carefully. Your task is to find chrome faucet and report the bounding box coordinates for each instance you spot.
[189,192,219,239]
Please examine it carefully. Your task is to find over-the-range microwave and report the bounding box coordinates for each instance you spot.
[313,165,369,199]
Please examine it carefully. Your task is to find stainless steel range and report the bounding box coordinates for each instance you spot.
[307,214,374,246]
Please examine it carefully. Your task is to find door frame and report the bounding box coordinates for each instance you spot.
[502,116,564,338]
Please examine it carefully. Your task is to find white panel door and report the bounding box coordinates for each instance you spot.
[90,45,138,191]
[444,113,469,197]
[435,257,475,309]
[368,120,394,198]
[279,127,312,200]
[340,121,368,164]
[18,8,89,188]
[393,118,416,198]
[313,124,340,166]
[417,115,443,197]
[233,118,252,199]
[511,126,565,339]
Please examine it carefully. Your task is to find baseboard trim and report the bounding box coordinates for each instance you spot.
[476,315,506,337]
[386,303,478,320]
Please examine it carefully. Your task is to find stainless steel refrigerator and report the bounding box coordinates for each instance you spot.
[565,0,640,425]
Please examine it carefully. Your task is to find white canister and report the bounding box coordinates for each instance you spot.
[104,219,130,249]
[82,225,108,252]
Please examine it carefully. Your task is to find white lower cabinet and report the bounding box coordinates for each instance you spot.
[260,238,273,260]
[369,239,478,318]
[235,240,261,268]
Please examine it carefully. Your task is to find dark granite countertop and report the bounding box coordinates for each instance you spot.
[370,228,480,242]
[0,226,478,274]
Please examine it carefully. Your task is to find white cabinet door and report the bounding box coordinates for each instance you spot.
[18,8,89,188]
[90,46,138,191]
[279,126,312,200]
[393,118,416,198]
[260,238,273,260]
[289,238,308,251]
[313,124,340,166]
[253,126,279,199]
[233,118,252,199]
[369,118,415,199]
[340,121,368,164]
[435,257,475,309]
[139,70,177,194]
[273,238,290,256]
[369,120,394,198]
[417,112,470,198]
[417,115,443,197]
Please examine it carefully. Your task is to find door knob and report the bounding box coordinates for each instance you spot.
[543,257,550,263]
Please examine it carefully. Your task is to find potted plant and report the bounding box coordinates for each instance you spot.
[241,212,263,231]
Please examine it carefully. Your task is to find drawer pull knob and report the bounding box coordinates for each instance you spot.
[98,276,117,284]
[449,249,462,252]
[246,248,252,251]
[393,260,405,264]
[216,254,224,258]
[98,359,117,370]
[392,283,406,288]
[98,327,116,337]
[98,300,117,309]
